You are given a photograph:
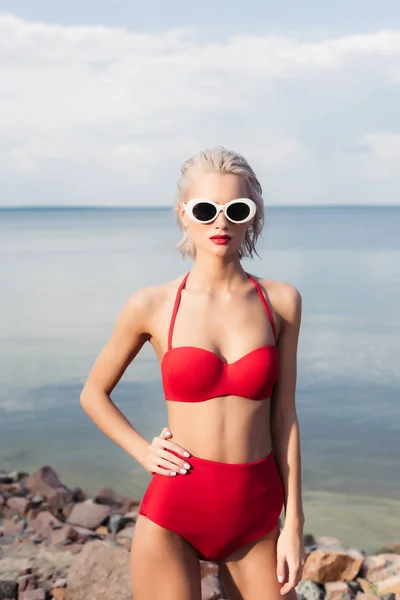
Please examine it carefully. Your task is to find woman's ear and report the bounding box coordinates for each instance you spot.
[178,202,190,228]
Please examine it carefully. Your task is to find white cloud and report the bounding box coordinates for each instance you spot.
[0,12,399,206]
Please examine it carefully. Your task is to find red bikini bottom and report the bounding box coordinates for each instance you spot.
[138,449,284,562]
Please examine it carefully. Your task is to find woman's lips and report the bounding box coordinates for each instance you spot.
[210,236,231,245]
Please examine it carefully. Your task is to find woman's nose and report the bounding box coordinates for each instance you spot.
[213,209,229,227]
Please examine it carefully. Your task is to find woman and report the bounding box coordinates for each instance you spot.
[80,146,305,599]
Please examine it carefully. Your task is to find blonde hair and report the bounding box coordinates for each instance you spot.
[173,145,265,260]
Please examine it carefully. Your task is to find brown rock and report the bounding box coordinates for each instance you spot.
[376,577,400,594]
[120,498,141,514]
[356,577,378,595]
[23,466,68,498]
[95,525,108,536]
[360,554,400,582]
[66,524,100,540]
[116,524,135,542]
[19,590,46,599]
[94,486,124,507]
[17,573,38,592]
[65,539,132,600]
[66,499,111,530]
[3,518,26,535]
[325,581,352,600]
[124,507,139,521]
[303,549,363,583]
[50,525,80,546]
[355,594,380,600]
[6,496,31,516]
[52,590,66,600]
[47,487,74,510]
[29,510,64,539]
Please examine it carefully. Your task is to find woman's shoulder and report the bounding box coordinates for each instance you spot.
[124,273,187,316]
[257,276,302,320]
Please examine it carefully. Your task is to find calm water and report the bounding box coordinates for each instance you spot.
[0,205,399,553]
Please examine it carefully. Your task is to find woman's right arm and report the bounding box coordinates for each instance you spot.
[79,287,192,476]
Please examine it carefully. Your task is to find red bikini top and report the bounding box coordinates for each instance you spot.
[161,272,279,402]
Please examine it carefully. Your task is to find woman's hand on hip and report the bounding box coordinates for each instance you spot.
[143,427,192,476]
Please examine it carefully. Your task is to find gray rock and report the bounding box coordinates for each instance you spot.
[65,539,132,600]
[0,579,18,599]
[296,579,325,600]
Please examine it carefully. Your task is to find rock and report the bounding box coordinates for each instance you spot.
[65,539,132,600]
[356,577,378,595]
[64,524,99,540]
[296,579,325,600]
[3,519,26,536]
[17,573,39,592]
[66,500,111,530]
[94,487,127,508]
[109,514,130,534]
[0,579,18,599]
[200,561,220,578]
[355,594,380,600]
[324,581,352,600]
[23,467,68,499]
[316,537,349,550]
[303,549,363,583]
[201,574,222,600]
[116,525,135,542]
[6,497,31,516]
[376,543,400,555]
[360,554,400,582]
[29,511,64,540]
[376,577,400,595]
[0,539,76,583]
[50,526,79,547]
[19,590,46,599]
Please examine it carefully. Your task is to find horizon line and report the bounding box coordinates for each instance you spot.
[1,203,399,211]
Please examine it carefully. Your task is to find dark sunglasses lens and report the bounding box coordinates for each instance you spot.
[192,202,217,222]
[226,202,251,222]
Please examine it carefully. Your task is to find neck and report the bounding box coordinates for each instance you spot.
[186,252,250,293]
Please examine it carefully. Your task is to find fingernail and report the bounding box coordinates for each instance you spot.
[278,575,283,582]
[179,468,187,474]
[166,431,172,436]
[183,451,190,457]
[170,471,177,476]
[183,462,190,469]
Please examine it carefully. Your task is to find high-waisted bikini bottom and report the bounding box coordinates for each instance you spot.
[138,449,284,562]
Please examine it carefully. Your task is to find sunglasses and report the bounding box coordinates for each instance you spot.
[182,197,257,224]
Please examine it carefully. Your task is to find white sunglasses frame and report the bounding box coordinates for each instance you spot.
[182,197,257,224]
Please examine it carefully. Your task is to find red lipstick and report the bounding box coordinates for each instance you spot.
[210,235,231,245]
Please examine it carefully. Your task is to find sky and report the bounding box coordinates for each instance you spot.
[0,1,399,207]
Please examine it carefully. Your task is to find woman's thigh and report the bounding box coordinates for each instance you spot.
[130,514,202,600]
[218,525,298,600]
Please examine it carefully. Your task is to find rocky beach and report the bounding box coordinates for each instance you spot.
[0,465,399,600]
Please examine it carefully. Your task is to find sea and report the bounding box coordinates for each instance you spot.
[0,205,399,554]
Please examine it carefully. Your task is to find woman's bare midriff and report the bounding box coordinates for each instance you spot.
[165,395,273,464]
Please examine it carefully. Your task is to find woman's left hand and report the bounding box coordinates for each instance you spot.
[276,522,306,595]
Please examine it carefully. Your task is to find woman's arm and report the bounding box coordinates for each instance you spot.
[80,286,192,475]
[80,287,154,466]
[270,283,304,529]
